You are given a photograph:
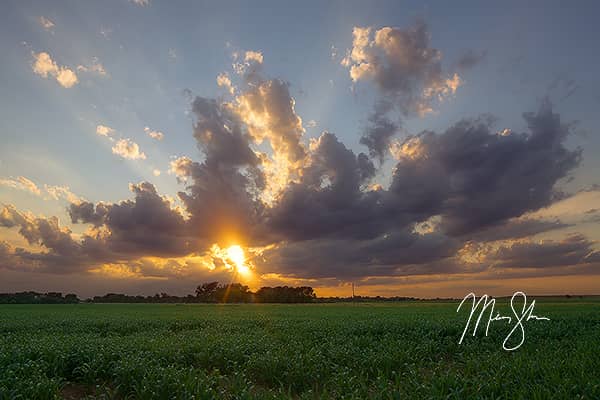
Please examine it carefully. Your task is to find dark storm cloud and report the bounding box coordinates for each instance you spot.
[0,205,85,272]
[191,97,260,167]
[177,96,267,244]
[74,182,195,258]
[462,218,569,242]
[252,100,585,279]
[268,132,382,241]
[1,205,79,258]
[389,100,581,236]
[360,100,399,162]
[489,234,600,268]
[257,228,461,279]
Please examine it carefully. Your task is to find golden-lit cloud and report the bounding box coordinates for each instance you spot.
[32,51,78,88]
[341,23,463,159]
[216,72,235,94]
[244,50,263,64]
[96,124,115,137]
[0,176,83,204]
[44,185,83,204]
[112,138,146,160]
[233,78,307,203]
[168,156,193,181]
[342,24,462,114]
[144,126,164,140]
[388,136,426,160]
[0,176,42,196]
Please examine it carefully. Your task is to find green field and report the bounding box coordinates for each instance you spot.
[1,299,599,399]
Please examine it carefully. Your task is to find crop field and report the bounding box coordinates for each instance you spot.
[1,300,599,399]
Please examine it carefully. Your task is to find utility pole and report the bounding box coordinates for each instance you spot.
[352,282,355,299]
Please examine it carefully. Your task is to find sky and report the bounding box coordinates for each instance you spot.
[1,0,599,298]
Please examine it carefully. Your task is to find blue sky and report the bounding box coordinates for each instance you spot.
[1,1,599,297]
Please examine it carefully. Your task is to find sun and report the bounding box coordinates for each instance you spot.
[226,245,250,275]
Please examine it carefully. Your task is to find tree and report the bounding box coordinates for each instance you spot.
[195,281,220,302]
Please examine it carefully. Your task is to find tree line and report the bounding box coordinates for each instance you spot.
[0,291,79,304]
[0,283,317,304]
[91,283,317,303]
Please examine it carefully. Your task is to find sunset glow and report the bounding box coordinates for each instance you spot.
[0,1,599,298]
[227,245,250,276]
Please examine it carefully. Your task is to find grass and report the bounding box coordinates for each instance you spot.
[0,299,599,399]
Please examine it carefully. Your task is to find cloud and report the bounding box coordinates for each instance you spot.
[244,51,263,64]
[233,50,264,81]
[168,156,193,181]
[112,139,146,160]
[0,100,591,282]
[360,100,399,162]
[97,125,147,160]
[388,100,581,236]
[77,58,107,76]
[38,16,55,31]
[131,0,149,6]
[0,176,83,203]
[488,234,600,269]
[69,182,194,259]
[152,169,161,177]
[342,22,463,161]
[342,22,461,114]
[44,185,83,204]
[2,40,595,288]
[216,72,235,94]
[268,132,376,241]
[32,52,78,88]
[96,124,115,137]
[144,126,164,140]
[0,205,83,273]
[234,78,307,202]
[176,96,266,244]
[0,176,41,196]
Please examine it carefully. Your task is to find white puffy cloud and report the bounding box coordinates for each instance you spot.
[96,124,115,137]
[31,51,78,88]
[144,126,164,140]
[112,139,146,160]
[168,156,193,181]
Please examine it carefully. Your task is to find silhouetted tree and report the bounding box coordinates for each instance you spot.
[195,281,220,302]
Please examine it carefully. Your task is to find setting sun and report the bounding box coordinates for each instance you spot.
[226,245,250,275]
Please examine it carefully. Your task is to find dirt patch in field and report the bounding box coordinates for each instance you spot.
[60,383,91,400]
